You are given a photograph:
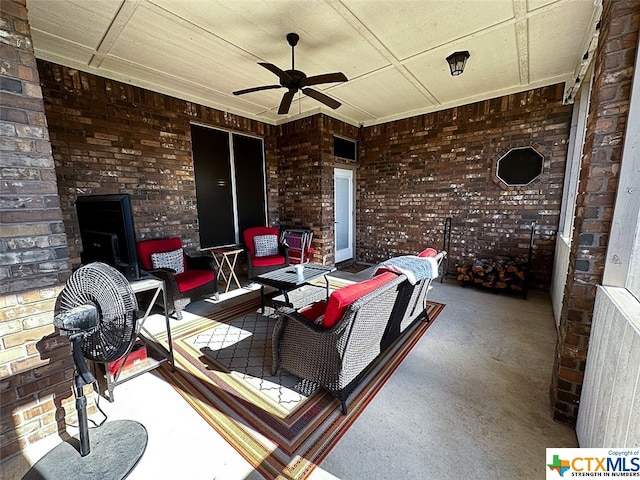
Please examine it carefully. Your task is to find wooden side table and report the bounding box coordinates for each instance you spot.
[205,246,244,293]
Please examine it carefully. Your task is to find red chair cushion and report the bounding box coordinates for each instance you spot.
[418,247,438,258]
[137,237,185,271]
[251,254,287,267]
[174,269,215,293]
[320,271,397,329]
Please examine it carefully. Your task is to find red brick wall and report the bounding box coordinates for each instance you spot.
[550,0,640,424]
[276,116,323,262]
[359,86,572,289]
[37,61,279,267]
[0,0,74,459]
[276,115,360,264]
[38,62,572,288]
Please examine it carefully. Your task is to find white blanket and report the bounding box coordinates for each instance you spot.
[372,255,439,285]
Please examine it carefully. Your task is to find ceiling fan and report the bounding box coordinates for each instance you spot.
[233,33,348,114]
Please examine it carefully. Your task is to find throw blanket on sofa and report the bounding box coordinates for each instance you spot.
[373,255,439,285]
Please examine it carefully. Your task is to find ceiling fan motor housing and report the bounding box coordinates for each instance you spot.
[282,69,307,89]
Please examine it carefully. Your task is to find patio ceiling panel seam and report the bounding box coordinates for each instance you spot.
[89,0,140,69]
[326,0,440,107]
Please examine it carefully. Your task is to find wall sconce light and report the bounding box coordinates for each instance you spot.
[446,50,470,76]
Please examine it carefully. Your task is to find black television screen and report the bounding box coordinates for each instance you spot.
[76,194,141,281]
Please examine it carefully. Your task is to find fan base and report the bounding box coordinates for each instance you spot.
[22,420,147,480]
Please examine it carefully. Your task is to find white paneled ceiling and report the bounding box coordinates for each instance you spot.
[26,0,601,126]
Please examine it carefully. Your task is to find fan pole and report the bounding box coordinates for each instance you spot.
[71,334,94,457]
[286,32,299,70]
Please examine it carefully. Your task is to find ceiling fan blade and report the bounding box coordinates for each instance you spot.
[301,72,348,87]
[259,62,293,84]
[233,84,282,96]
[278,90,296,114]
[301,88,341,109]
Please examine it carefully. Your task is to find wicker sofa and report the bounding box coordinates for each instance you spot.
[272,251,444,414]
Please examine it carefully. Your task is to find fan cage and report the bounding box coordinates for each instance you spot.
[56,263,138,363]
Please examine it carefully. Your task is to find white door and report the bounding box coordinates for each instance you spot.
[334,168,354,263]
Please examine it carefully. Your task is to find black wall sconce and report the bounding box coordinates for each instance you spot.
[446,50,470,76]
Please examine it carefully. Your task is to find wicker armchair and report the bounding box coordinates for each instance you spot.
[242,226,289,279]
[137,237,219,320]
[272,273,407,414]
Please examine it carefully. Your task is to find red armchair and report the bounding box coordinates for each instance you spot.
[242,226,289,279]
[137,237,218,320]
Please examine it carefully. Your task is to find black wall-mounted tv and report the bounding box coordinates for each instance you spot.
[75,194,141,281]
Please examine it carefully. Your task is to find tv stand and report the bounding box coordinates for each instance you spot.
[100,274,174,401]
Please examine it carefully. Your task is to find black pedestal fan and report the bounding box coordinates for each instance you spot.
[23,263,147,480]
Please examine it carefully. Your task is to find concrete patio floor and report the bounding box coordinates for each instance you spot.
[2,273,577,480]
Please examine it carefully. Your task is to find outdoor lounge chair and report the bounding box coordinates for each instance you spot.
[243,226,289,279]
[137,237,219,319]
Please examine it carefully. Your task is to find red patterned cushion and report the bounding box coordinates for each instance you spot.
[321,271,397,329]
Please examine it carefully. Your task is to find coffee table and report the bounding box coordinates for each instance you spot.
[254,264,335,312]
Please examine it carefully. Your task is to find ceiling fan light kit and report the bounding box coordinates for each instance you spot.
[233,33,348,114]
[446,50,470,76]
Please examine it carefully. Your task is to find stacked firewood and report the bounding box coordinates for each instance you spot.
[457,256,527,292]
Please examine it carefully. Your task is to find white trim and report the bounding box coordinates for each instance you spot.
[559,69,593,239]
[334,168,354,263]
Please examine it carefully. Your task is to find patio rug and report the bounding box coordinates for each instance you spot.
[156,293,445,479]
[337,262,372,274]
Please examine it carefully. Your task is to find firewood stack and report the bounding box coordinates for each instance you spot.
[457,256,527,293]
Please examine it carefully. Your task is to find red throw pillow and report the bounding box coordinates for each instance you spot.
[418,247,438,258]
[321,272,397,329]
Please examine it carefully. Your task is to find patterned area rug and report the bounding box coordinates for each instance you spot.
[157,292,445,479]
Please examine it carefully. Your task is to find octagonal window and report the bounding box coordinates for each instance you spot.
[496,147,544,186]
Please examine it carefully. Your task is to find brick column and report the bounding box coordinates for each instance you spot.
[550,0,640,424]
[0,0,73,459]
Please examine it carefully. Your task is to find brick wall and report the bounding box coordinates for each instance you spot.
[37,62,279,267]
[38,63,572,289]
[550,0,640,424]
[276,115,360,265]
[359,85,572,289]
[276,116,324,262]
[0,0,603,459]
[0,0,74,459]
